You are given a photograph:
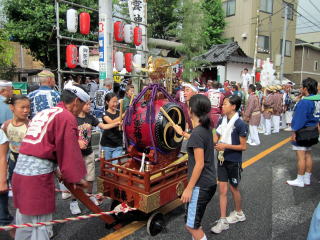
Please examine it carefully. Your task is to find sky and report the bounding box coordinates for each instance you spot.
[296,0,320,34]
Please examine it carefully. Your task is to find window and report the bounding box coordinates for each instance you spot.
[314,61,318,71]
[260,0,273,13]
[282,1,294,20]
[280,39,292,57]
[223,0,236,17]
[258,36,270,53]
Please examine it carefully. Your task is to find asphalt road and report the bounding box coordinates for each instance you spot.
[1,131,319,240]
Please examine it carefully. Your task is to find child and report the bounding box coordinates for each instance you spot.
[1,95,30,184]
[122,85,134,112]
[211,95,248,234]
[69,101,120,215]
[100,92,124,160]
[174,94,217,240]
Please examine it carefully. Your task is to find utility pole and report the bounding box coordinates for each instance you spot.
[280,3,288,83]
[252,10,260,84]
[99,0,113,89]
[269,16,272,60]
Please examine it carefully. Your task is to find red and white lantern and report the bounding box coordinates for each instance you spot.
[66,45,78,69]
[133,54,142,72]
[133,26,142,46]
[67,9,78,33]
[125,53,133,72]
[79,45,89,68]
[79,12,90,35]
[115,51,124,71]
[114,21,124,42]
[124,24,133,44]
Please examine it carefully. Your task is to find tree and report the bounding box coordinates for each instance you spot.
[147,0,182,40]
[201,0,226,47]
[0,29,15,80]
[177,0,209,81]
[3,0,99,69]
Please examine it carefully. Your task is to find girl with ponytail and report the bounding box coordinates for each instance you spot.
[174,94,217,240]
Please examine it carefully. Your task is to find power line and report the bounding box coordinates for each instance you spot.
[292,7,320,31]
[309,0,320,15]
[297,3,320,26]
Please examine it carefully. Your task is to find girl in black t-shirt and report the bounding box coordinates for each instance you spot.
[174,94,216,240]
[100,92,124,160]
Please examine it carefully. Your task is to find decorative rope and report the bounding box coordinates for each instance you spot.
[0,203,136,231]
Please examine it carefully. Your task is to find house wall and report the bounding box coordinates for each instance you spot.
[226,62,253,83]
[291,45,320,85]
[222,0,297,75]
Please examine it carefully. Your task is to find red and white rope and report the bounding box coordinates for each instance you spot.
[0,203,135,231]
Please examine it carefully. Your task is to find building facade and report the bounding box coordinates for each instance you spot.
[292,43,320,85]
[222,0,298,76]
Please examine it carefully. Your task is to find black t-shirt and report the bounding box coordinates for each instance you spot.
[100,111,122,147]
[187,125,216,188]
[77,114,100,156]
[216,118,248,162]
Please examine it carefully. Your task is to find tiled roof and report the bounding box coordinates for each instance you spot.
[193,42,253,64]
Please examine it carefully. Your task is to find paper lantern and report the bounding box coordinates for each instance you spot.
[79,45,89,68]
[79,12,90,35]
[125,53,133,72]
[124,24,133,43]
[114,21,124,42]
[115,51,124,71]
[67,9,78,33]
[133,26,142,46]
[66,45,78,69]
[133,54,142,72]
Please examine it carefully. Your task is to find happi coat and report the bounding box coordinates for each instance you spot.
[12,102,86,216]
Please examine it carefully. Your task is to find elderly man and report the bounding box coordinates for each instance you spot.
[12,82,89,240]
[0,81,13,126]
[27,70,60,118]
[182,82,198,130]
[205,81,225,128]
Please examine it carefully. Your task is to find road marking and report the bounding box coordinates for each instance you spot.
[242,137,291,169]
[101,136,291,240]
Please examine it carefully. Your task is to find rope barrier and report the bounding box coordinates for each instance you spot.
[0,203,136,231]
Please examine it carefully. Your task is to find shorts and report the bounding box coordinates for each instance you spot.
[185,185,216,229]
[84,152,95,181]
[292,145,312,151]
[218,161,242,187]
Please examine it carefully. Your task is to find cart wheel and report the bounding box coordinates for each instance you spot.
[147,212,164,236]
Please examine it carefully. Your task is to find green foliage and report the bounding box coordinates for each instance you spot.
[201,0,226,47]
[177,0,226,81]
[147,0,182,39]
[3,0,99,69]
[0,29,15,80]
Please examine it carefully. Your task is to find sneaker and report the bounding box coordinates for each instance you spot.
[89,196,100,206]
[226,210,246,224]
[284,127,292,131]
[62,192,72,200]
[249,142,259,146]
[286,178,304,187]
[211,218,229,234]
[264,133,271,136]
[70,200,81,215]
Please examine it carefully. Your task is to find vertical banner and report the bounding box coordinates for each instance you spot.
[99,0,113,88]
[128,0,147,61]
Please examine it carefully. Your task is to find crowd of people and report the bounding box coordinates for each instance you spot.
[0,68,319,240]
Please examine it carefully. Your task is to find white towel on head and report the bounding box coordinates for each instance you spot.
[216,112,239,144]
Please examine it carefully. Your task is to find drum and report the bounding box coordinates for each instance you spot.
[125,99,185,154]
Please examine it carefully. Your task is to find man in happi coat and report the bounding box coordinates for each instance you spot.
[205,81,225,128]
[12,83,90,240]
[271,85,284,133]
[262,86,275,135]
[244,84,261,146]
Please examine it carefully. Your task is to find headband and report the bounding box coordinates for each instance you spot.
[64,81,90,102]
[182,83,198,93]
[0,81,12,87]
